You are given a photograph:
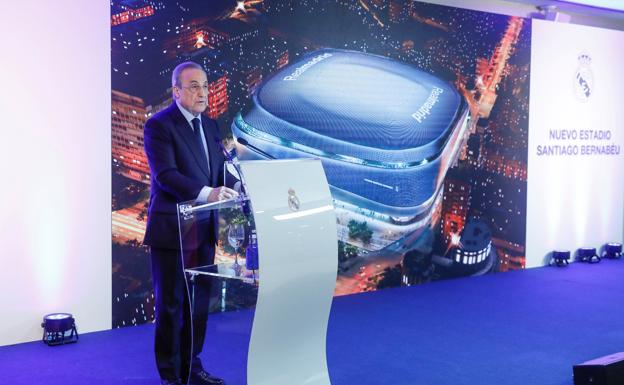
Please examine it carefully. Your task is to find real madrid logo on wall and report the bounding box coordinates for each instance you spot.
[574,53,594,102]
[288,188,300,212]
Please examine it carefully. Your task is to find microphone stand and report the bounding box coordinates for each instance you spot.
[214,137,258,280]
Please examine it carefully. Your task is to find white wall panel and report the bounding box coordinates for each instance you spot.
[526,19,624,267]
[0,0,111,345]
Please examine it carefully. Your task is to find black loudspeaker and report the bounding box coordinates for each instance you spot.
[573,352,624,385]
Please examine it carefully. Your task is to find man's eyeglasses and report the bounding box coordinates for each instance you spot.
[180,84,209,93]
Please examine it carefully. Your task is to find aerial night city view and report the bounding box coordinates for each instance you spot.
[111,0,531,326]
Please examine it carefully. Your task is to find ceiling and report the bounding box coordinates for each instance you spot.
[509,0,624,29]
[421,0,624,30]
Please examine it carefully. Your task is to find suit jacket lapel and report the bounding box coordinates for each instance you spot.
[170,104,211,180]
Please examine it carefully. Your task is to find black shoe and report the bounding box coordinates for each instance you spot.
[189,369,225,385]
[160,379,182,385]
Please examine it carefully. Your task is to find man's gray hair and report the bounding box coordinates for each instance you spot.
[171,61,204,87]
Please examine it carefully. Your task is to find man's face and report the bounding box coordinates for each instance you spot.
[174,68,208,116]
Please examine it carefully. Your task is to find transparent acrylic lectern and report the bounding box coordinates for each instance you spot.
[177,159,338,385]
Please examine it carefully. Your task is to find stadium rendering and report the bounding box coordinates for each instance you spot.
[232,49,470,252]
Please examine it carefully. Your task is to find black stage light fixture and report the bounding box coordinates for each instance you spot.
[551,250,571,267]
[577,247,600,263]
[603,243,622,259]
[41,313,79,346]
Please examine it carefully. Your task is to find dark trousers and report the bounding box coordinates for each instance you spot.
[150,241,215,382]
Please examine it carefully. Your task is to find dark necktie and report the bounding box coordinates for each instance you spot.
[191,117,210,175]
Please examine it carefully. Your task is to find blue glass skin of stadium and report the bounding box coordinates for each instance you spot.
[233,49,468,217]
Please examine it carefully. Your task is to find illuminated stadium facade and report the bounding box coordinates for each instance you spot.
[233,49,470,250]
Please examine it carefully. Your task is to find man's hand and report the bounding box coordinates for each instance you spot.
[207,186,239,203]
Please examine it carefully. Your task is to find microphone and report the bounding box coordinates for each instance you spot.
[213,136,244,190]
[237,137,275,160]
[214,136,250,216]
[213,136,235,162]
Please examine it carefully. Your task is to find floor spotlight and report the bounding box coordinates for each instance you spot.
[41,313,79,346]
[551,250,571,267]
[577,247,600,263]
[603,243,622,259]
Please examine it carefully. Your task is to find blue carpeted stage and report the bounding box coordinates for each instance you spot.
[2,260,624,385]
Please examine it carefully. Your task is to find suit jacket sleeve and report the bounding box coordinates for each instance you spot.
[144,117,204,202]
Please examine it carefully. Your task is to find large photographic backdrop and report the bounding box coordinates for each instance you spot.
[111,0,531,327]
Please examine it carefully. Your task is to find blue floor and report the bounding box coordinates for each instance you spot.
[2,260,624,385]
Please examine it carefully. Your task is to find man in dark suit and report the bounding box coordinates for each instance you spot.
[143,61,238,385]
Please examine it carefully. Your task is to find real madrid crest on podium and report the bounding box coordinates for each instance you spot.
[574,53,593,102]
[288,188,300,211]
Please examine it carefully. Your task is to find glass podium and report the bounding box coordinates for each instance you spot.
[177,188,259,307]
[179,194,259,282]
[177,159,338,385]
